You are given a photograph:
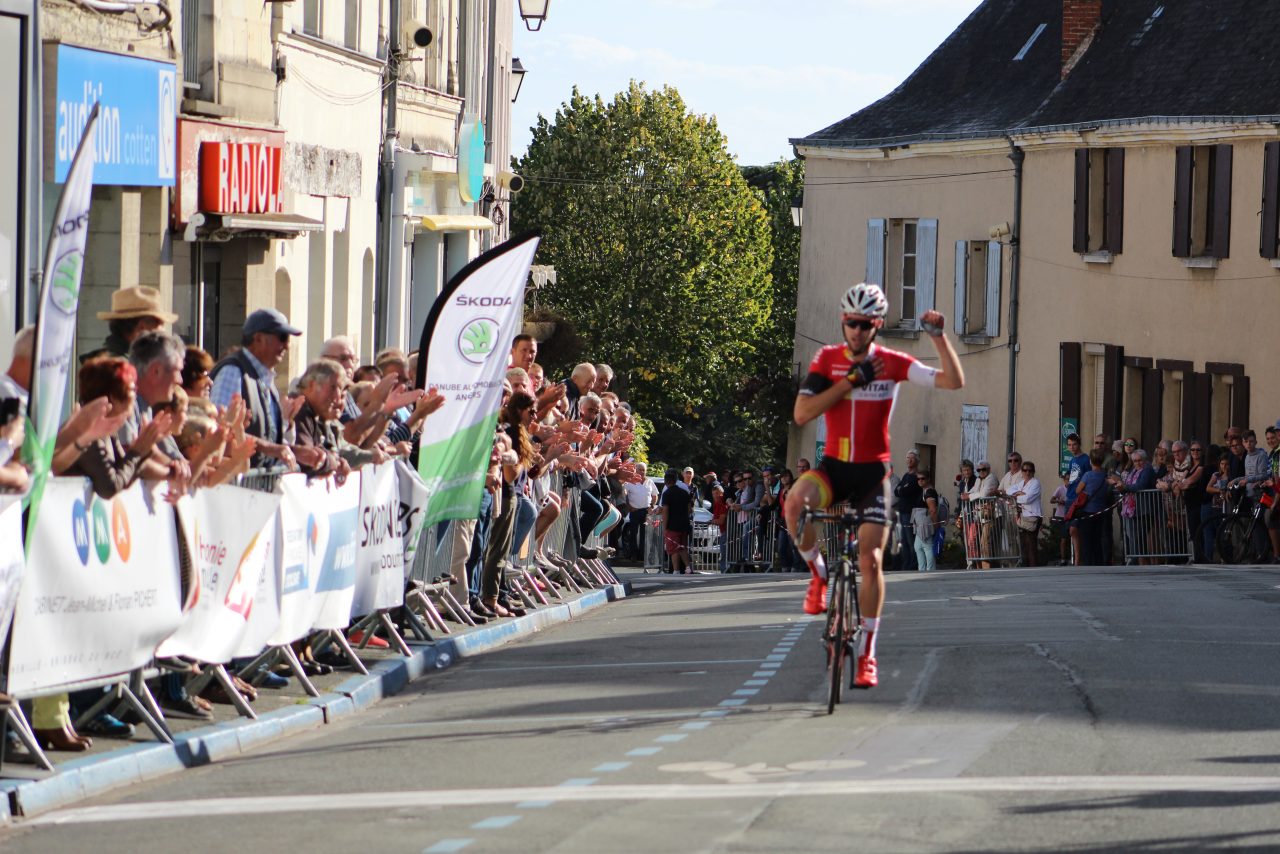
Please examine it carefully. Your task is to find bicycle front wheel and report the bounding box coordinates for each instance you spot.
[826,569,849,714]
[1216,516,1255,565]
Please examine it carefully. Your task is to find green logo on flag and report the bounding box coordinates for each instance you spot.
[458,318,497,365]
[50,250,84,314]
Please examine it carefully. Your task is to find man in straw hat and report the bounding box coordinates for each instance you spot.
[82,286,179,362]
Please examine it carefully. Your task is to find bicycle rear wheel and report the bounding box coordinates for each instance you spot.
[826,568,849,714]
[1216,516,1256,565]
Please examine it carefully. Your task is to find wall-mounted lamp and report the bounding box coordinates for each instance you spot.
[790,192,804,228]
[989,221,1012,240]
[518,0,550,31]
[511,57,527,103]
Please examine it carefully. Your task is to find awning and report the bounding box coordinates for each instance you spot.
[416,214,494,232]
[193,212,324,241]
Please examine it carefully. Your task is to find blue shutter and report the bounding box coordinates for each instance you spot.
[985,238,1002,336]
[865,219,886,286]
[954,240,968,335]
[915,218,938,318]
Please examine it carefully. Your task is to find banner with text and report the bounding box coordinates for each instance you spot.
[0,497,25,650]
[415,233,538,526]
[396,460,430,571]
[157,485,281,663]
[7,478,184,695]
[351,462,405,617]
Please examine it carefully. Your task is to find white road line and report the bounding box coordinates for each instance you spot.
[592,762,632,772]
[35,777,1280,825]
[744,680,769,686]
[681,721,713,730]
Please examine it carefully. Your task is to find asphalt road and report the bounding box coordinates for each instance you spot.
[9,564,1280,853]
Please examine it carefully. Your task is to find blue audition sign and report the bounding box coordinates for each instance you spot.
[53,45,176,186]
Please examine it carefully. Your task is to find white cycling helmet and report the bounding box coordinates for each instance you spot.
[840,282,889,319]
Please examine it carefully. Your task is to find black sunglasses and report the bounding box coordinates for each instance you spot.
[844,319,875,331]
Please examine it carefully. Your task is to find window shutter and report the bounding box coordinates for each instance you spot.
[915,218,938,316]
[1105,148,1125,253]
[1060,342,1082,423]
[865,219,886,286]
[984,239,1002,337]
[1231,374,1250,430]
[1181,372,1212,445]
[1212,143,1233,259]
[953,240,968,334]
[1172,146,1193,257]
[1073,149,1089,253]
[1102,344,1124,439]
[1261,142,1280,259]
[1140,367,1163,454]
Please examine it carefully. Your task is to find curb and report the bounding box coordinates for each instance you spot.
[1,582,627,820]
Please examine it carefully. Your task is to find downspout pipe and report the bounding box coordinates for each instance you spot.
[1005,138,1024,459]
[375,0,401,350]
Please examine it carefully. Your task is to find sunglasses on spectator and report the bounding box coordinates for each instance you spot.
[1021,466,1033,472]
[1191,447,1203,452]
[1008,457,1020,463]
[844,319,875,331]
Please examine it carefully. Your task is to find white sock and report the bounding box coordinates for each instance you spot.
[799,545,827,580]
[858,616,880,658]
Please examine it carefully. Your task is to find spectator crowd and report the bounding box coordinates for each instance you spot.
[0,287,648,755]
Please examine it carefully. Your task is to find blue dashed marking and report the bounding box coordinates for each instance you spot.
[719,699,747,707]
[733,688,759,697]
[559,778,599,787]
[471,816,522,830]
[592,761,632,772]
[626,746,663,756]
[681,721,712,730]
[744,679,768,686]
[516,800,553,809]
[422,840,474,853]
[655,733,688,743]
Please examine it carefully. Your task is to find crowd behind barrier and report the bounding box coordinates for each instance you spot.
[0,292,643,770]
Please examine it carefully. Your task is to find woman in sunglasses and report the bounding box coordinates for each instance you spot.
[784,282,964,690]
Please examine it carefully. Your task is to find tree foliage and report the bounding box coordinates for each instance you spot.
[512,83,774,466]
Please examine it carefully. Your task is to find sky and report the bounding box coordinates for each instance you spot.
[511,0,986,167]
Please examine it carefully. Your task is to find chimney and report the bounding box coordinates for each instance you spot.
[1062,0,1103,78]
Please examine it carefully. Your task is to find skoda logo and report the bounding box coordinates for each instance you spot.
[50,250,84,314]
[457,317,498,365]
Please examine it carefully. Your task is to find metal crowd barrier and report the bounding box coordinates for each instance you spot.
[721,511,781,572]
[958,496,1021,567]
[1119,488,1193,562]
[644,509,666,572]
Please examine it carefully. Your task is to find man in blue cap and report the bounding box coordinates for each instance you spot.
[209,308,323,470]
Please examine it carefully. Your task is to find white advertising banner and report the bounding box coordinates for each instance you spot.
[8,478,183,695]
[396,459,430,572]
[0,496,25,648]
[235,517,283,658]
[415,234,538,526]
[351,463,405,617]
[157,485,280,663]
[267,474,360,643]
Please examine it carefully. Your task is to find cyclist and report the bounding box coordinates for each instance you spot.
[784,282,964,688]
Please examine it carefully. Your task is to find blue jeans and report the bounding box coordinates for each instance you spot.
[508,495,537,564]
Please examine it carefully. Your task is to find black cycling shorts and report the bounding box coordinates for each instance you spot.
[796,458,891,527]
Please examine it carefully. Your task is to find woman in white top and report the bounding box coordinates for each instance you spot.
[1009,460,1043,567]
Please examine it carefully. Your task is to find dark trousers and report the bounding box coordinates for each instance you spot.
[482,488,518,599]
[897,511,918,571]
[623,507,649,558]
[578,489,604,546]
[1079,514,1104,566]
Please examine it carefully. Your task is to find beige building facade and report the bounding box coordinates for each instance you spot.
[791,0,1280,489]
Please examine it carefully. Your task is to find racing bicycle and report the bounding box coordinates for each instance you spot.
[1195,483,1275,564]
[800,506,862,714]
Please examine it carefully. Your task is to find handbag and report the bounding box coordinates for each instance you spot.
[1064,489,1088,521]
[1017,514,1040,532]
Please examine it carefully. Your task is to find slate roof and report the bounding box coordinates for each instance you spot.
[794,0,1280,150]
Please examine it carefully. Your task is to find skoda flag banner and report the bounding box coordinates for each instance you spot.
[0,497,24,650]
[25,103,99,543]
[415,233,539,526]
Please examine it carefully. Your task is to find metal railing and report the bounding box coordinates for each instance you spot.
[1119,488,1193,562]
[958,496,1021,567]
[721,510,780,572]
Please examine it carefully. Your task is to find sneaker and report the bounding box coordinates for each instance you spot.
[854,655,878,689]
[257,670,289,689]
[802,575,828,615]
[81,713,136,739]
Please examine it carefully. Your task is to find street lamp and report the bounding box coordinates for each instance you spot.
[790,192,804,228]
[518,0,550,31]
[511,57,527,103]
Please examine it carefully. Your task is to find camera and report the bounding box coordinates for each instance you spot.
[0,397,22,428]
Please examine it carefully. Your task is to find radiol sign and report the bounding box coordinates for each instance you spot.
[198,140,284,215]
[50,44,176,186]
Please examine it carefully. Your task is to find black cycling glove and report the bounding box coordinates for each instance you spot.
[846,360,877,388]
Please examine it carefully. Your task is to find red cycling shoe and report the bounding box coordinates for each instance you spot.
[854,655,878,689]
[802,575,828,615]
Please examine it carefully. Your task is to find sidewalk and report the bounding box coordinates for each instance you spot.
[0,581,628,820]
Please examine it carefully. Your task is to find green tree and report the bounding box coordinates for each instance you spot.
[512,83,773,466]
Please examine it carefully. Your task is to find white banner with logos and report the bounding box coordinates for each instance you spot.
[396,460,430,571]
[156,485,280,663]
[268,474,361,643]
[351,462,405,617]
[0,496,25,649]
[7,478,184,695]
[234,517,284,658]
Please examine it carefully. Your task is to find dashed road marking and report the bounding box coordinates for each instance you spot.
[471,816,521,830]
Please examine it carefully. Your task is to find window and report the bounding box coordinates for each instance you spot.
[1072,148,1124,255]
[1172,144,1232,259]
[343,0,359,49]
[303,0,322,37]
[953,239,1001,338]
[866,217,936,329]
